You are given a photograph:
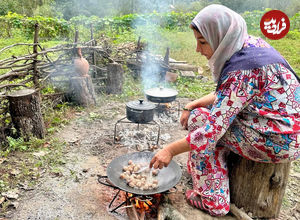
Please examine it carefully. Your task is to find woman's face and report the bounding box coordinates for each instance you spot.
[192,29,213,60]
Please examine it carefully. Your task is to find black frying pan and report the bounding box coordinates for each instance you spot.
[106,151,182,195]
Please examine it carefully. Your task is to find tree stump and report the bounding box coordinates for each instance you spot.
[70,76,96,106]
[8,89,45,141]
[106,63,124,94]
[228,152,291,218]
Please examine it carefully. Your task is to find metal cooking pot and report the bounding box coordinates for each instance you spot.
[126,99,155,123]
[145,87,178,103]
[105,151,182,195]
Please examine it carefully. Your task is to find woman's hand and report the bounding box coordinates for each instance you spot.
[149,148,173,169]
[180,110,191,130]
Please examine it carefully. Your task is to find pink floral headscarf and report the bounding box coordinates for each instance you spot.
[192,4,248,82]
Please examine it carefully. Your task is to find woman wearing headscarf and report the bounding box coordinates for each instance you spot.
[150,4,300,216]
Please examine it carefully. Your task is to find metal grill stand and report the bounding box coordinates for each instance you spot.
[98,175,169,215]
[113,117,160,146]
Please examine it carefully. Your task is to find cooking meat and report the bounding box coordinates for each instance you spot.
[119,160,159,190]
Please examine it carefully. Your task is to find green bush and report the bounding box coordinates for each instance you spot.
[0,12,71,40]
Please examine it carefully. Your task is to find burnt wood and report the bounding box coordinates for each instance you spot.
[8,89,45,140]
[228,152,291,218]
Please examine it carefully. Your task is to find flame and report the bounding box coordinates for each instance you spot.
[134,199,152,211]
[165,103,172,108]
[124,193,162,215]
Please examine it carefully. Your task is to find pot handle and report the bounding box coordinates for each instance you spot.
[130,109,143,113]
[97,175,119,189]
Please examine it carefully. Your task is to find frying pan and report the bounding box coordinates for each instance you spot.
[106,151,182,195]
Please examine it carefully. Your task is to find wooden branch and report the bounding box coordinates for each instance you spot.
[0,43,39,54]
[0,62,34,69]
[230,204,253,220]
[0,67,33,81]
[0,57,35,66]
[130,201,139,220]
[0,83,28,90]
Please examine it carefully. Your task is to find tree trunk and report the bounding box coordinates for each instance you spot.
[228,152,291,219]
[8,89,45,141]
[106,63,124,94]
[70,76,96,106]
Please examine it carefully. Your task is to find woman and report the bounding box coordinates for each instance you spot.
[150,4,300,216]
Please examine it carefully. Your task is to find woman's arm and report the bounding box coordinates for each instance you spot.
[185,91,216,109]
[180,91,216,129]
[150,138,191,169]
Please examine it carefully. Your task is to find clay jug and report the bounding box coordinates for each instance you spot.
[74,48,89,77]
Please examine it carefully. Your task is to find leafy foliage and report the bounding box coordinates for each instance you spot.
[0,12,71,39]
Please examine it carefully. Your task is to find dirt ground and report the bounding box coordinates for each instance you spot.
[2,97,300,220]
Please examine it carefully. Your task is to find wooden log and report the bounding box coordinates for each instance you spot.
[228,152,291,219]
[169,63,198,72]
[230,204,252,220]
[70,76,96,107]
[8,89,45,140]
[106,63,124,94]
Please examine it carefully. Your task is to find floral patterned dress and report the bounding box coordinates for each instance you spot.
[186,36,300,216]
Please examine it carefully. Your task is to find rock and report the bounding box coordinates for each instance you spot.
[2,190,19,200]
[33,151,48,157]
[8,201,19,209]
[198,66,204,75]
[180,71,195,78]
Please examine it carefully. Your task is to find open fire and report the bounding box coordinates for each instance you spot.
[125,193,162,220]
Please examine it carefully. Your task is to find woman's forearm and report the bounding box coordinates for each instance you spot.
[185,91,216,109]
[164,138,191,156]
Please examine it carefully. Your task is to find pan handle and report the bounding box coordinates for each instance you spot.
[97,175,119,190]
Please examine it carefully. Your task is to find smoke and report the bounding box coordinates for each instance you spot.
[132,1,172,92]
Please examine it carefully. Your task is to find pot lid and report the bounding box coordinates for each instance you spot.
[126,99,155,110]
[145,87,178,98]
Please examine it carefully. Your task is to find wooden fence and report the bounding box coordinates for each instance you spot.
[0,23,137,146]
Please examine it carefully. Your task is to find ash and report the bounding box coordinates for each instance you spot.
[116,110,180,149]
[117,124,171,150]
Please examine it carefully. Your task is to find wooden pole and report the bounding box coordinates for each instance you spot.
[90,24,97,78]
[74,29,79,44]
[33,23,39,88]
[136,36,141,62]
[73,29,79,56]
